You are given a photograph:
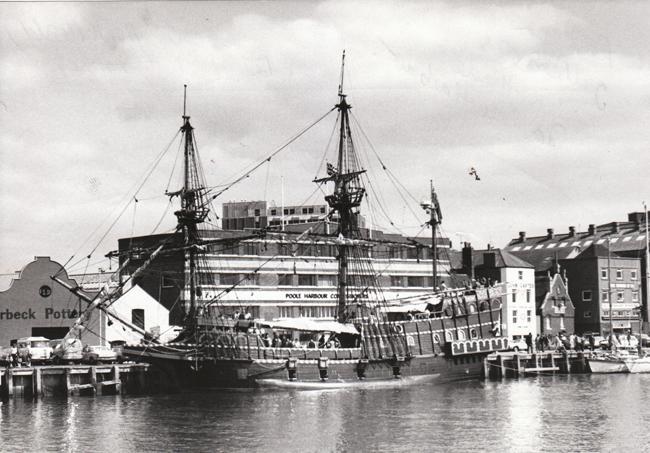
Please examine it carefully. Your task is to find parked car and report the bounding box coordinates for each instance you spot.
[17,336,52,364]
[82,345,118,364]
[51,338,83,364]
[508,337,528,352]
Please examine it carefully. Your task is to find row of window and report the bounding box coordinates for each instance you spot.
[166,273,439,288]
[511,289,532,303]
[269,207,327,216]
[512,309,533,324]
[278,306,337,318]
[600,268,639,280]
[581,290,639,303]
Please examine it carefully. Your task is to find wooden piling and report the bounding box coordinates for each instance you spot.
[34,368,43,399]
[90,367,99,396]
[6,368,14,398]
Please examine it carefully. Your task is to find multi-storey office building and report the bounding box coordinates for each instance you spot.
[115,223,453,326]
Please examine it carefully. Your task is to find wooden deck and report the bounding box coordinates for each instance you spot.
[0,363,151,398]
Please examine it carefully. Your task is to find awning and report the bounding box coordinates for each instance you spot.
[264,318,359,335]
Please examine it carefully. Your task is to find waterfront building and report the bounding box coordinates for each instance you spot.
[538,265,575,335]
[504,210,648,334]
[456,244,537,341]
[560,245,642,335]
[0,257,104,346]
[113,219,453,325]
[0,257,172,347]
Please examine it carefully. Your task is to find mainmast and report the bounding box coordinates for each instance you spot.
[168,85,209,325]
[314,51,367,322]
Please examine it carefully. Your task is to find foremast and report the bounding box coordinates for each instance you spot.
[314,52,367,323]
[167,85,210,328]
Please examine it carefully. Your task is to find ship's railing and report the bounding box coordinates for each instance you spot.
[204,342,363,360]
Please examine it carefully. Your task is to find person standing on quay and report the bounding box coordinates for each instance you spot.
[525,332,533,353]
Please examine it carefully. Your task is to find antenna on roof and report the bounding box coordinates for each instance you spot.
[183,84,188,118]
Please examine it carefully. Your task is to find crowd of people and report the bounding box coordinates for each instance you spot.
[522,331,639,353]
[257,331,341,349]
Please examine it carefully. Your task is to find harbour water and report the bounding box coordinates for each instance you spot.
[2,374,650,452]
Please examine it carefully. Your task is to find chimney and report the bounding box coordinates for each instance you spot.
[487,243,493,250]
[612,222,619,233]
[568,226,576,237]
[588,224,596,236]
[547,228,555,240]
[483,252,497,269]
[462,242,474,279]
[518,231,526,243]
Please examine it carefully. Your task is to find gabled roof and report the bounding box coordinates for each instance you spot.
[448,248,534,270]
[473,249,534,269]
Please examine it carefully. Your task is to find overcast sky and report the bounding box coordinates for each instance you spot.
[1,1,649,276]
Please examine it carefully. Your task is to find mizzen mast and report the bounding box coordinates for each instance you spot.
[314,51,367,322]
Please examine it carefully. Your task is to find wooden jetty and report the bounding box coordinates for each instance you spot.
[484,351,592,379]
[0,363,153,399]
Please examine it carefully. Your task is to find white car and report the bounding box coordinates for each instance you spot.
[17,336,53,364]
[508,338,528,352]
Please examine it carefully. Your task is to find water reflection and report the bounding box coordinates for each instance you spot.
[4,376,650,452]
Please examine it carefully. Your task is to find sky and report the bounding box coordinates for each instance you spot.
[1,1,649,276]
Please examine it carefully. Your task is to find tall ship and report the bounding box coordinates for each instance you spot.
[54,54,508,388]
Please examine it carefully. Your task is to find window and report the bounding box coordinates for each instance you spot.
[470,328,478,339]
[320,207,326,214]
[631,270,638,280]
[390,276,404,287]
[526,289,531,303]
[512,292,517,303]
[512,310,518,324]
[616,269,623,280]
[582,290,592,302]
[518,270,523,280]
[219,274,240,286]
[458,330,466,340]
[199,273,215,285]
[617,292,624,303]
[254,209,260,216]
[545,316,551,330]
[602,291,609,302]
[584,311,592,318]
[407,276,425,287]
[308,207,314,214]
[560,315,565,330]
[633,291,639,302]
[526,310,532,323]
[601,268,608,279]
[277,274,293,286]
[298,274,316,286]
[317,275,337,287]
[131,309,145,330]
[270,209,277,216]
[445,331,454,342]
[278,306,294,318]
